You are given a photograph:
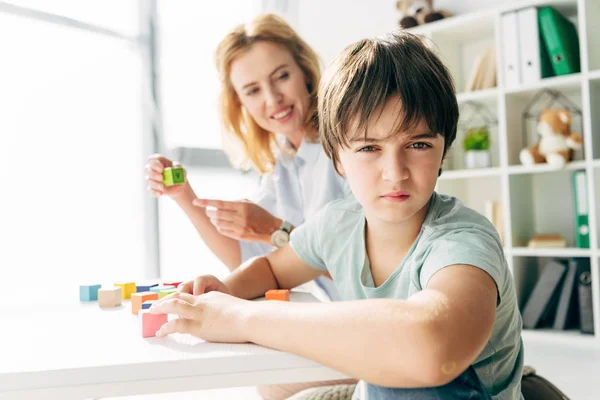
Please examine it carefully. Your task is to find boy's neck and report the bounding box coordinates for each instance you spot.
[365,198,431,250]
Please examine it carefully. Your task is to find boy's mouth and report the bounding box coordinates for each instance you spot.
[381,191,410,202]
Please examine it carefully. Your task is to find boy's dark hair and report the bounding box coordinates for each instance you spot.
[318,30,459,175]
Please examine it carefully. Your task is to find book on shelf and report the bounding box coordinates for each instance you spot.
[552,258,579,330]
[578,266,595,334]
[527,234,567,248]
[484,200,504,246]
[465,46,496,92]
[522,260,566,329]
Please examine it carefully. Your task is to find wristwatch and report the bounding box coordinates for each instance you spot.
[270,220,292,248]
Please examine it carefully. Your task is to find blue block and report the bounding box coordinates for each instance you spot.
[150,285,175,293]
[136,283,159,293]
[80,284,102,302]
[141,300,156,310]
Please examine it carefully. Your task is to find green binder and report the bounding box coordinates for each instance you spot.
[573,170,590,248]
[538,6,581,76]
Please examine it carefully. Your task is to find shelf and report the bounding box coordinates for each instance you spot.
[504,73,583,96]
[456,87,499,104]
[511,247,591,258]
[593,160,600,168]
[507,160,587,175]
[408,9,495,40]
[590,70,600,81]
[438,167,502,181]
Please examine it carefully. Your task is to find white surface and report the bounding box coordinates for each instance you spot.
[0,292,346,400]
[522,330,600,400]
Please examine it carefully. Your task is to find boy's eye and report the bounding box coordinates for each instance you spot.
[357,145,376,153]
[279,72,289,80]
[246,87,259,96]
[410,142,431,150]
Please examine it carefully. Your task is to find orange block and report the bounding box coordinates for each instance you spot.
[265,289,290,301]
[131,291,159,315]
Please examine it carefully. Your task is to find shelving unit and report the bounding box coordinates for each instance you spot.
[410,0,600,346]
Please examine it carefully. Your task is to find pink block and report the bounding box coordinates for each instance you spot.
[140,310,167,338]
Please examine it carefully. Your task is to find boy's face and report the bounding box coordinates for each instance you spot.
[337,96,444,225]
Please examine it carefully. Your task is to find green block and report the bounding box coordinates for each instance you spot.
[163,167,185,186]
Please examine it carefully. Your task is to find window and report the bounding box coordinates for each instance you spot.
[157,0,260,149]
[0,10,145,304]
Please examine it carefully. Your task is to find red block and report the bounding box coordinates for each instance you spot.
[163,281,182,289]
[140,310,167,338]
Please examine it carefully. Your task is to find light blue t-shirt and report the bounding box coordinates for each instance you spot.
[290,192,524,400]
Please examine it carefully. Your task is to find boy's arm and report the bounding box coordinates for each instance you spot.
[244,264,497,388]
[223,244,323,300]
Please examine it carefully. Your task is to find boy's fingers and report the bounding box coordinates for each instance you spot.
[156,318,195,337]
[150,297,196,319]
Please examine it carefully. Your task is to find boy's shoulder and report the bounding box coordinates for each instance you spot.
[310,194,363,233]
[424,192,500,241]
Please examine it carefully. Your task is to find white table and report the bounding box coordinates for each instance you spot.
[0,292,347,400]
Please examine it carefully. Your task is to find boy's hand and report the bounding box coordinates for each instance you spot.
[145,154,189,199]
[192,199,282,244]
[178,274,233,296]
[149,291,252,343]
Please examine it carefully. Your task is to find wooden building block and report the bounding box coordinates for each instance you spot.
[150,285,175,293]
[136,281,159,293]
[162,167,185,186]
[131,292,159,315]
[265,289,290,301]
[141,300,156,311]
[163,281,182,289]
[98,287,122,308]
[79,284,101,302]
[159,288,177,299]
[114,282,136,299]
[140,310,167,338]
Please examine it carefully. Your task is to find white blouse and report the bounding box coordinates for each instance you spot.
[239,136,351,300]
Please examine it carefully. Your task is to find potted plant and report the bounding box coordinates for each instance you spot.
[463,126,490,168]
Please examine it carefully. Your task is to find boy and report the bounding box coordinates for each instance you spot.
[150,31,524,399]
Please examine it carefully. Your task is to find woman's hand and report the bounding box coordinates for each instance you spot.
[145,154,189,199]
[193,199,282,244]
[149,291,253,343]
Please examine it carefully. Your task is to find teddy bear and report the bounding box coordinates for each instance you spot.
[396,0,453,29]
[519,108,583,168]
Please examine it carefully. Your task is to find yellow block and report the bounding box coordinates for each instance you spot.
[115,282,136,299]
[159,288,177,299]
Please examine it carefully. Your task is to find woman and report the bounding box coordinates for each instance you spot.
[145,13,354,399]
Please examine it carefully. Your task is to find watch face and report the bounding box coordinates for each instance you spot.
[271,230,290,248]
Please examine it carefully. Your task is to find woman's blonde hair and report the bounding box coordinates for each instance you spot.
[216,13,321,174]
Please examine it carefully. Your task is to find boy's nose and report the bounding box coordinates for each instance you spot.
[382,155,409,183]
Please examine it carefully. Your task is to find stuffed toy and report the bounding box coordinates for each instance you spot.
[519,108,583,168]
[396,0,453,29]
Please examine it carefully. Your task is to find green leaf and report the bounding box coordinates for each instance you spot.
[463,126,490,150]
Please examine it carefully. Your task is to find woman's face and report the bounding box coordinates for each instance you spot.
[229,41,312,139]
